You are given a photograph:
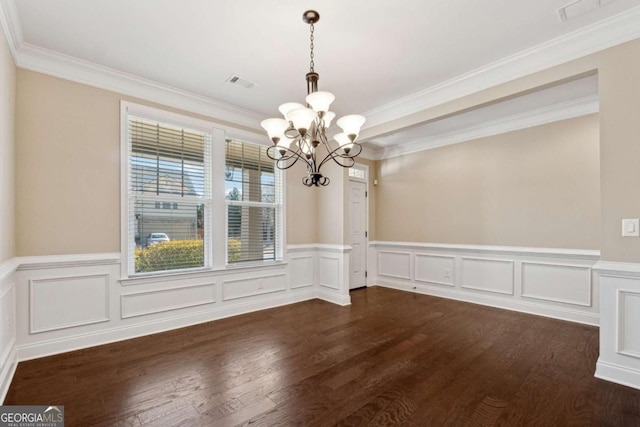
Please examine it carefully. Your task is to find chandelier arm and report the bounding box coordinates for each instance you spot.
[265,145,312,171]
[317,141,363,170]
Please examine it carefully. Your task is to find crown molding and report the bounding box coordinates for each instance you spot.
[0,1,265,131]
[16,43,266,130]
[0,1,637,135]
[366,94,598,160]
[0,0,21,62]
[362,5,640,131]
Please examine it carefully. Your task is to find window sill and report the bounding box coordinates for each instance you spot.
[120,260,288,286]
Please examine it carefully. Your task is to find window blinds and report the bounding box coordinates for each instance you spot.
[225,140,282,263]
[128,115,212,274]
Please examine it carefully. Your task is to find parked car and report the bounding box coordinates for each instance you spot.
[146,233,170,246]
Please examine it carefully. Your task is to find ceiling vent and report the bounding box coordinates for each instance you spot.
[226,74,257,89]
[558,0,616,22]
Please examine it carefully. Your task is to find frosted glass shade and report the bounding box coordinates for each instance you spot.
[334,132,351,146]
[288,108,316,132]
[335,132,354,153]
[276,135,292,149]
[261,118,289,140]
[305,91,335,113]
[278,102,305,121]
[337,114,366,136]
[323,111,336,128]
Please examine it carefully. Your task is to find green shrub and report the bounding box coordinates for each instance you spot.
[228,238,241,263]
[135,239,204,273]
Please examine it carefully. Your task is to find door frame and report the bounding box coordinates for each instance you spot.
[348,163,369,289]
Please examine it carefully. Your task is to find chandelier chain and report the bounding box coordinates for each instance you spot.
[309,23,315,72]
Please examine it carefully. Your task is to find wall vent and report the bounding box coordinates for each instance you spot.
[558,0,616,22]
[226,74,257,89]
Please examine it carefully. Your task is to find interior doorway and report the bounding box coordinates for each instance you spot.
[348,164,368,290]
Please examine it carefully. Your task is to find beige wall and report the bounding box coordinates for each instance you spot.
[375,115,600,249]
[365,39,640,262]
[317,160,346,245]
[286,172,317,244]
[15,69,316,255]
[0,28,15,263]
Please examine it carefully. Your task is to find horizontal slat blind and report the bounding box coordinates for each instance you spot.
[128,115,212,274]
[225,139,282,263]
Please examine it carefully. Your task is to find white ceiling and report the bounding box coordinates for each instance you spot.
[4,0,640,149]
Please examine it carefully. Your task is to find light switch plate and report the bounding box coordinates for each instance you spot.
[622,218,639,237]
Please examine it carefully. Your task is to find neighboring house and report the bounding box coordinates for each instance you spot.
[132,171,200,246]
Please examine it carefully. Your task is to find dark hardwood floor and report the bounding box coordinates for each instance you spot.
[6,287,640,426]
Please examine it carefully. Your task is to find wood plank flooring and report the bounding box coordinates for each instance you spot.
[5,287,640,426]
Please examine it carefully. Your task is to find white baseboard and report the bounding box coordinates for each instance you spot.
[595,359,640,391]
[17,290,315,361]
[0,344,17,403]
[371,280,599,326]
[316,289,351,306]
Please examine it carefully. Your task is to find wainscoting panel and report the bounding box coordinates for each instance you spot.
[290,256,314,289]
[461,257,514,295]
[618,290,640,358]
[222,274,286,301]
[319,257,340,290]
[595,264,640,391]
[522,262,592,306]
[30,274,109,333]
[370,242,600,326]
[0,261,17,403]
[121,283,216,319]
[378,251,411,280]
[414,254,455,287]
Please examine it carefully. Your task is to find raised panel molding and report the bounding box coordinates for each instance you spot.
[617,290,640,359]
[461,257,514,295]
[521,261,592,307]
[319,257,340,290]
[30,274,110,333]
[222,274,286,301]
[290,256,314,289]
[378,251,411,280]
[121,283,216,319]
[414,254,455,287]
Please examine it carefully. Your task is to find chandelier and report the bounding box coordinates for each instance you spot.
[261,10,366,187]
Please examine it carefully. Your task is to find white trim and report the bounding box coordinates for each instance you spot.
[460,257,515,295]
[0,0,20,63]
[16,289,316,362]
[286,244,352,254]
[221,274,287,301]
[316,289,351,306]
[361,6,640,130]
[16,40,265,130]
[616,288,640,359]
[593,260,640,276]
[121,282,216,319]
[29,274,110,333]
[520,261,592,307]
[369,241,600,259]
[367,95,599,160]
[595,359,640,391]
[2,2,634,146]
[371,280,599,326]
[17,253,120,270]
[0,345,17,404]
[0,258,19,282]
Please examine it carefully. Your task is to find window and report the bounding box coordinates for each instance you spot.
[225,140,283,263]
[122,102,283,277]
[126,114,212,275]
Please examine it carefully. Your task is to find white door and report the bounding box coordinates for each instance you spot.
[349,179,367,289]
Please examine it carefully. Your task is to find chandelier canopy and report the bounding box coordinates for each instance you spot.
[261,10,366,187]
